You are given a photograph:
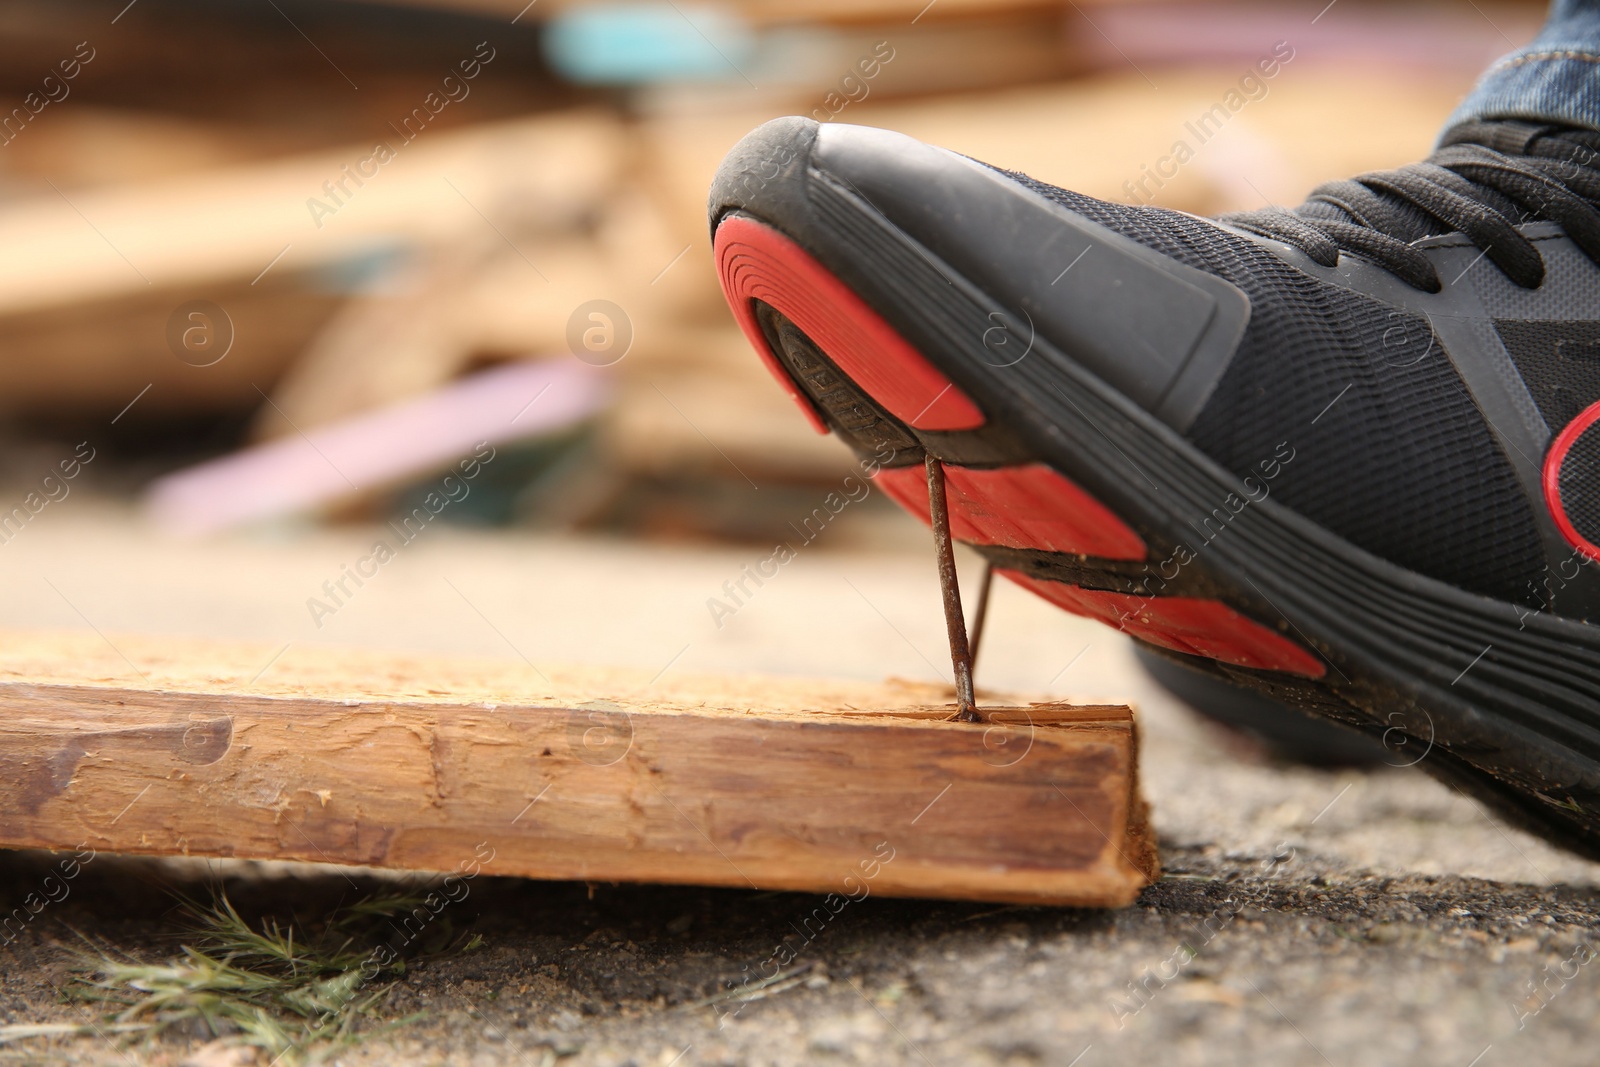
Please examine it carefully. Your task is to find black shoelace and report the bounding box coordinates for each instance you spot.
[1222,120,1600,292]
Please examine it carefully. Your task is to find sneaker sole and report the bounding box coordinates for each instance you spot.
[713,160,1600,858]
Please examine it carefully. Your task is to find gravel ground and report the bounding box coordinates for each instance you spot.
[2,515,1598,1065]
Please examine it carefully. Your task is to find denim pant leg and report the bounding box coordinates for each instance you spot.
[1447,0,1600,131]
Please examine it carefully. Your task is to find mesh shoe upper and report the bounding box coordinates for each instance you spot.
[1001,171,1547,604]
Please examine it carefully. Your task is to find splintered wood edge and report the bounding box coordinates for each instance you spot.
[0,629,1155,906]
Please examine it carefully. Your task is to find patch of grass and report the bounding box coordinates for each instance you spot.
[35,885,475,1064]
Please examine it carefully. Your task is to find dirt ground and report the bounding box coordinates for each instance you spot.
[3,510,1599,1066]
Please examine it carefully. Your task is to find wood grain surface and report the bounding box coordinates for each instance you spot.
[0,630,1155,906]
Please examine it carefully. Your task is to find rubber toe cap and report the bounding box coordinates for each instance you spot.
[711,118,1252,432]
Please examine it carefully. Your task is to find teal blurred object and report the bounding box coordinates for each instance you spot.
[543,3,755,85]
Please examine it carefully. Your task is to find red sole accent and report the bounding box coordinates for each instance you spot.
[1003,571,1327,678]
[714,215,986,432]
[874,463,1146,561]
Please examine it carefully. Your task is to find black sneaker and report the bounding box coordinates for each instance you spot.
[708,116,1600,856]
[1134,645,1391,767]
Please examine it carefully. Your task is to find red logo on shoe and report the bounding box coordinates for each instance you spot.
[1543,400,1600,563]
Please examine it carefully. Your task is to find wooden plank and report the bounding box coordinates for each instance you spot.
[0,631,1155,906]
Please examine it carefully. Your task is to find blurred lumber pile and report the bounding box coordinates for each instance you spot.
[0,0,1541,539]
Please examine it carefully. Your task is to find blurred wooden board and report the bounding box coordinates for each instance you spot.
[0,111,624,318]
[357,0,1073,27]
[0,630,1155,906]
[0,2,576,138]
